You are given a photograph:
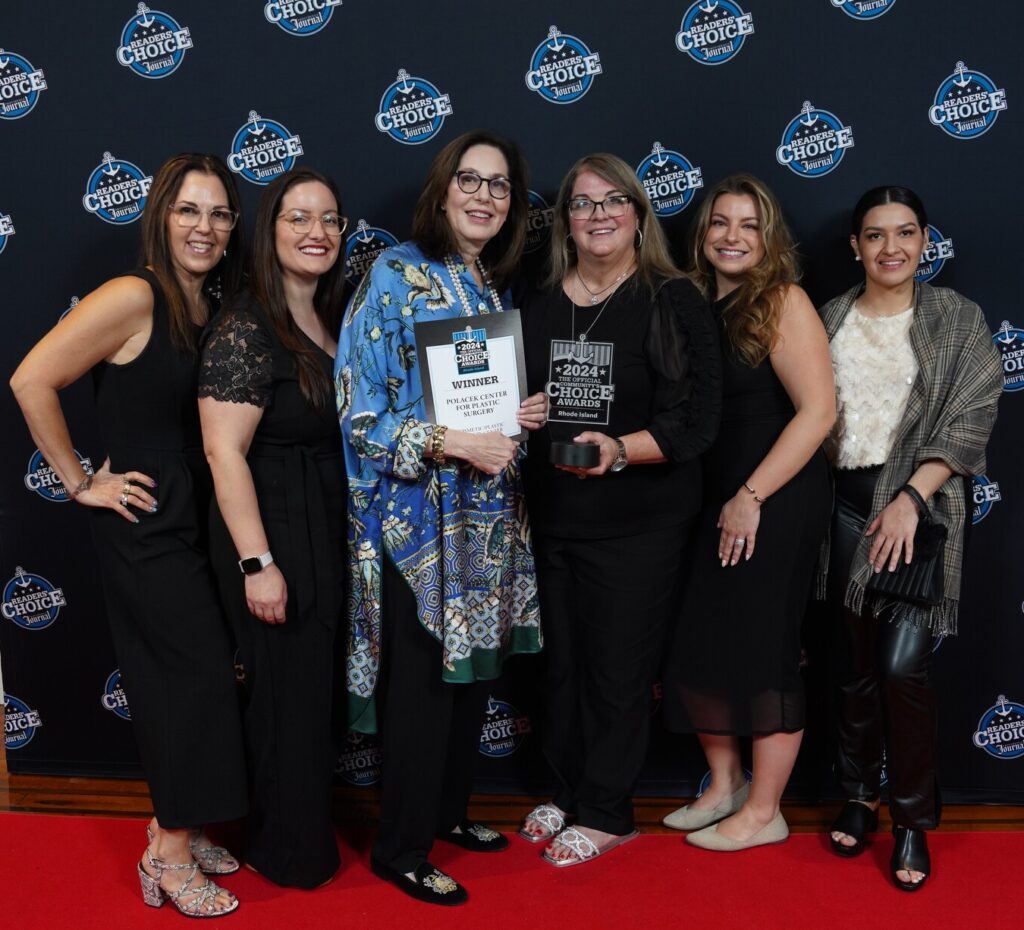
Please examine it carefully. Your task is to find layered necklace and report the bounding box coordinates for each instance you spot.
[444,254,503,316]
[575,265,632,305]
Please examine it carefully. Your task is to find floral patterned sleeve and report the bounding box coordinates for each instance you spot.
[198,306,273,407]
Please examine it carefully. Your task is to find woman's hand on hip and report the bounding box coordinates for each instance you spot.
[865,495,919,572]
[75,457,157,523]
[717,491,762,566]
[516,392,549,431]
[245,563,288,624]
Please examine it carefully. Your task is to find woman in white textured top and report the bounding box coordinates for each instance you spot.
[819,186,1001,892]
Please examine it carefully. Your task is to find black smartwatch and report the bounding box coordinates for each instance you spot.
[238,551,274,575]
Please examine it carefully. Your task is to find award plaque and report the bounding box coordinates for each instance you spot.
[416,310,528,441]
[549,440,600,467]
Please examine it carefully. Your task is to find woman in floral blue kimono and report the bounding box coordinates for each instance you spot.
[336,130,545,906]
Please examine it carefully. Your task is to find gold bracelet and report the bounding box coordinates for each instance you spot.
[743,481,767,504]
[431,425,448,466]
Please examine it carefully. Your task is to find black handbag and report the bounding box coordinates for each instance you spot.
[866,485,947,607]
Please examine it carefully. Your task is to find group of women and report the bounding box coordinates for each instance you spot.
[9,128,1002,914]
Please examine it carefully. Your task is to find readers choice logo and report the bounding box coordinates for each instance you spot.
[101,669,132,721]
[525,191,555,254]
[4,693,43,750]
[228,111,304,186]
[914,225,954,283]
[831,0,897,20]
[928,61,1006,140]
[24,449,94,502]
[265,0,342,36]
[525,25,602,105]
[0,48,48,120]
[375,70,452,145]
[0,210,14,255]
[336,732,382,786]
[344,220,399,284]
[82,152,153,225]
[675,1,755,65]
[636,142,703,216]
[2,567,66,631]
[479,696,532,758]
[971,474,1001,524]
[453,326,489,376]
[994,322,1024,392]
[776,101,854,178]
[116,4,192,79]
[973,695,1024,760]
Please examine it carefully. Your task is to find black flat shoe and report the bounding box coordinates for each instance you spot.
[890,827,930,892]
[370,857,468,906]
[829,800,880,858]
[437,820,509,853]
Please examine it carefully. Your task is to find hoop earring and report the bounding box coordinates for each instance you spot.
[566,232,577,252]
[634,226,644,250]
[854,255,861,262]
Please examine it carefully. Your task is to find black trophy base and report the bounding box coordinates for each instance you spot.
[550,441,600,468]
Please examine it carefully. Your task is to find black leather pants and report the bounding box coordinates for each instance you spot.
[829,468,941,830]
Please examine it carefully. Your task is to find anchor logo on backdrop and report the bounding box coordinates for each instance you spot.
[336,731,382,786]
[675,1,755,65]
[971,475,1001,524]
[636,142,704,216]
[478,696,532,758]
[24,449,95,503]
[993,322,1024,393]
[0,48,48,120]
[101,669,132,721]
[776,100,854,178]
[914,225,954,283]
[973,695,1024,760]
[0,210,15,255]
[2,567,67,631]
[525,25,603,105]
[115,4,193,79]
[831,0,897,20]
[82,152,153,225]
[525,191,555,254]
[227,110,304,186]
[344,220,399,284]
[265,0,342,36]
[374,69,453,145]
[59,296,81,323]
[4,693,43,750]
[928,61,1007,140]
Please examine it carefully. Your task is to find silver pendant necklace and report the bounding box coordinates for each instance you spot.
[444,254,503,316]
[570,287,619,351]
[575,265,631,305]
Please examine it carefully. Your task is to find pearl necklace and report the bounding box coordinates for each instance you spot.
[575,265,633,305]
[444,254,503,316]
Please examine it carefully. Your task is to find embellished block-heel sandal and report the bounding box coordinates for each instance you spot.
[147,826,240,876]
[138,851,239,918]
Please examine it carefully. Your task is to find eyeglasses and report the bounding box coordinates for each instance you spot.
[453,170,512,200]
[566,195,632,220]
[168,203,239,231]
[277,211,349,237]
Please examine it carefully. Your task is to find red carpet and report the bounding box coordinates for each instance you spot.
[1,812,1018,930]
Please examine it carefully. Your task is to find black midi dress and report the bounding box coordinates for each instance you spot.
[89,268,247,829]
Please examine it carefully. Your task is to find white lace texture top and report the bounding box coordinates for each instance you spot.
[830,304,917,469]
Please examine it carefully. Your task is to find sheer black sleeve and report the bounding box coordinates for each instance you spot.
[198,305,273,407]
[643,277,722,463]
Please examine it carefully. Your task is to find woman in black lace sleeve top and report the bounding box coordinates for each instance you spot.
[198,167,348,889]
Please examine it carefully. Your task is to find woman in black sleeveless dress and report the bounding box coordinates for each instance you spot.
[662,174,834,851]
[198,168,347,889]
[11,154,248,917]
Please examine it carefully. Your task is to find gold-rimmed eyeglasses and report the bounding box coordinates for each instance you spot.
[168,202,239,231]
[277,211,349,237]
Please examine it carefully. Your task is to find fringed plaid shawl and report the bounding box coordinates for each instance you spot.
[817,283,1002,635]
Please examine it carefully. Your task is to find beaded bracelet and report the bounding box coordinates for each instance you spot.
[69,474,94,500]
[431,425,448,467]
[743,482,767,504]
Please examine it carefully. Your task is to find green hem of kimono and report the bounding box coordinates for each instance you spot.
[346,626,542,735]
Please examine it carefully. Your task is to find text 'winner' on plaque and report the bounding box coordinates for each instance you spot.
[415,309,528,442]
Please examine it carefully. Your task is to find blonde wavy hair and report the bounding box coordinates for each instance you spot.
[688,173,799,366]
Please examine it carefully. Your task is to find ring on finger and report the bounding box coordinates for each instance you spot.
[734,538,746,547]
[119,493,129,506]
[122,478,132,495]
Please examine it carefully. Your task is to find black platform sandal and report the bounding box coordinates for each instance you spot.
[829,801,879,857]
[890,826,930,892]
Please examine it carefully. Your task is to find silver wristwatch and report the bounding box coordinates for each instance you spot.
[609,438,628,472]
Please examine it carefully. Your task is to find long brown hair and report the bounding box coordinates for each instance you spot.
[688,173,799,366]
[250,167,347,409]
[140,153,244,353]
[547,153,683,296]
[410,129,529,291]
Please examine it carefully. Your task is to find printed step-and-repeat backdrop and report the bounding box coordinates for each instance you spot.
[2,2,1022,803]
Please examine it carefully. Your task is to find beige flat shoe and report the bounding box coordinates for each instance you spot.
[662,782,750,831]
[686,811,789,851]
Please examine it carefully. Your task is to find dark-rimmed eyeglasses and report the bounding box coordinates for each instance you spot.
[168,202,239,231]
[277,211,349,237]
[566,195,632,220]
[453,170,512,200]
